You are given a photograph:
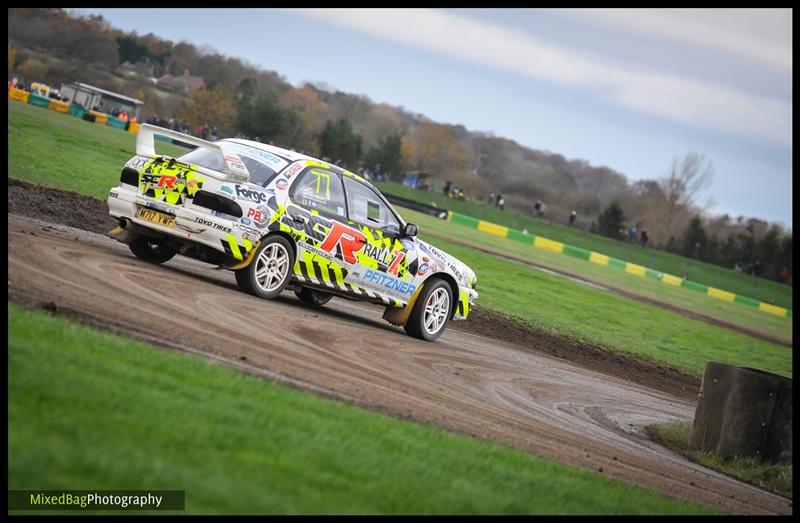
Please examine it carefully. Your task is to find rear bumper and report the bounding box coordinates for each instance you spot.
[107,185,252,260]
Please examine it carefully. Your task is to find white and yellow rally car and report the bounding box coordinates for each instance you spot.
[107,124,478,340]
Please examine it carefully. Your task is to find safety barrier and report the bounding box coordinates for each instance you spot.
[9,87,139,134]
[447,210,792,318]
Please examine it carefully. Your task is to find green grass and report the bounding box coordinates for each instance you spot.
[8,100,186,200]
[402,209,792,343]
[7,304,714,514]
[645,422,791,499]
[377,181,792,309]
[409,223,792,377]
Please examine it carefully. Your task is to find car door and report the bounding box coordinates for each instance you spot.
[340,175,419,307]
[283,165,362,294]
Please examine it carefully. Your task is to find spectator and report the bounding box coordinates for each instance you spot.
[779,265,789,283]
[640,230,649,248]
[533,200,545,218]
[487,192,496,206]
[443,181,452,197]
[569,210,577,226]
[496,194,505,210]
[211,125,218,141]
[692,242,701,259]
[627,226,637,242]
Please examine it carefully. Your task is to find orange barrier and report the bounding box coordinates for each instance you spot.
[128,122,140,134]
[48,99,71,113]
[90,111,108,125]
[8,87,30,103]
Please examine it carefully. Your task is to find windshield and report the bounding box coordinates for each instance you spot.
[178,141,289,187]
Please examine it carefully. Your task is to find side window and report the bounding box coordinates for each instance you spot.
[289,167,347,218]
[343,177,400,235]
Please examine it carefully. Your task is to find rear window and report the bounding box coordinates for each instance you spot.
[177,143,284,187]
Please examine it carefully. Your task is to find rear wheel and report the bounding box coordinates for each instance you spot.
[295,287,334,306]
[235,235,294,299]
[404,278,452,341]
[128,236,176,264]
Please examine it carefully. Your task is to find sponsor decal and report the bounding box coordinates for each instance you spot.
[220,186,234,195]
[235,185,269,204]
[235,223,262,241]
[141,173,179,188]
[194,216,232,233]
[283,162,304,179]
[240,217,252,225]
[225,142,288,168]
[247,205,270,228]
[364,269,416,296]
[417,263,429,276]
[319,221,367,264]
[108,190,118,199]
[275,178,288,190]
[125,156,148,170]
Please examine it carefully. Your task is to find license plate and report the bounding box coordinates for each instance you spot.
[136,206,175,228]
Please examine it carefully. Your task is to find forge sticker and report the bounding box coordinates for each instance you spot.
[235,185,269,204]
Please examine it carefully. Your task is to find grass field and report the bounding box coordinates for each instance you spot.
[645,422,791,499]
[8,304,714,514]
[7,100,792,378]
[403,209,792,343]
[376,181,792,309]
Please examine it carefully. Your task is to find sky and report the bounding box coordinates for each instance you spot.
[83,8,792,227]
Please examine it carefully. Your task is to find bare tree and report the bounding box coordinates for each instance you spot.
[659,152,714,239]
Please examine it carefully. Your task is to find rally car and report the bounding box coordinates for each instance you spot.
[107,124,478,341]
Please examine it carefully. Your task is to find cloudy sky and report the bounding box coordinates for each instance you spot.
[85,8,792,226]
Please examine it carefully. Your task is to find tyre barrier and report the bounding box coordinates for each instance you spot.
[690,362,791,464]
[446,210,792,318]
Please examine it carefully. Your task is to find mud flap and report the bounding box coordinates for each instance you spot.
[382,282,424,326]
[222,240,261,271]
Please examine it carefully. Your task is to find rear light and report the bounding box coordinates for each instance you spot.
[121,167,139,187]
[192,190,243,218]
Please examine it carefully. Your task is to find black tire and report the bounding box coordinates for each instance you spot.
[404,278,452,341]
[128,236,177,264]
[235,235,295,299]
[295,287,334,306]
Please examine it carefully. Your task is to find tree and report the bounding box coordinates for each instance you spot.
[401,122,466,178]
[16,58,48,81]
[178,87,236,136]
[681,215,708,259]
[317,119,362,169]
[236,93,295,145]
[597,202,626,239]
[364,133,404,180]
[659,152,714,239]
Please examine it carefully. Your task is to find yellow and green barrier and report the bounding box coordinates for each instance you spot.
[9,88,140,134]
[447,211,792,318]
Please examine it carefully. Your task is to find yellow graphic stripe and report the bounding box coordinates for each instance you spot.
[707,287,736,302]
[303,250,317,280]
[459,290,470,318]
[477,220,509,237]
[226,234,243,260]
[759,302,788,317]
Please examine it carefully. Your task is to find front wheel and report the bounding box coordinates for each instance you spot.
[235,235,294,299]
[404,278,452,341]
[128,236,176,264]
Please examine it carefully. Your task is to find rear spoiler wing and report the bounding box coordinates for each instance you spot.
[135,124,248,182]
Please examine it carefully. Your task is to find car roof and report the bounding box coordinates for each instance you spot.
[222,138,317,164]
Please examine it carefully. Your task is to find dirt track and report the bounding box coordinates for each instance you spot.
[8,213,790,515]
